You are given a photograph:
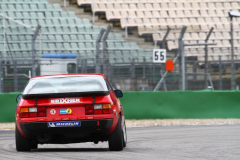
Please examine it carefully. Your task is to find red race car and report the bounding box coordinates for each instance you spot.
[15,73,127,151]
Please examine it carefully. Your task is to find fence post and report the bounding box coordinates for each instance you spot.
[177,26,187,90]
[143,57,146,78]
[76,58,79,73]
[131,58,135,78]
[84,59,88,72]
[109,64,113,81]
[193,61,198,81]
[181,41,186,90]
[5,33,14,61]
[178,26,187,91]
[3,17,7,60]
[208,73,214,90]
[204,27,214,88]
[230,15,236,90]
[13,60,18,92]
[32,25,41,77]
[102,25,111,75]
[95,28,105,73]
[161,27,171,49]
[81,59,84,73]
[0,61,2,92]
[219,56,222,90]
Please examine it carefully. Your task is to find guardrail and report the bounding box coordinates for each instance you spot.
[122,91,240,119]
[1,91,240,122]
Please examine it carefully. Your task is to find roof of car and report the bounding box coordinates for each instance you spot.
[30,73,106,80]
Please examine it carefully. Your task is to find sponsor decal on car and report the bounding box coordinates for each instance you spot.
[50,109,56,115]
[50,98,80,104]
[60,108,72,114]
[48,121,81,127]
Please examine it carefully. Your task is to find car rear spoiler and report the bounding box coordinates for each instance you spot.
[22,90,111,99]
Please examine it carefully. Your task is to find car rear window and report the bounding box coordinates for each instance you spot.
[23,76,109,94]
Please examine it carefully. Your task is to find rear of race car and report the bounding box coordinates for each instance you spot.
[15,74,127,151]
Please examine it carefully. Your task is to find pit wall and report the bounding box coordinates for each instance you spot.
[1,91,240,122]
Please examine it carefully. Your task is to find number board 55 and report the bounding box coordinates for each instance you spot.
[153,49,166,63]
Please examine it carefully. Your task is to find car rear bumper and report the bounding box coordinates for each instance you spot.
[20,119,113,144]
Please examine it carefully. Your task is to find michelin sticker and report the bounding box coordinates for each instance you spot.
[48,121,81,127]
[51,98,80,104]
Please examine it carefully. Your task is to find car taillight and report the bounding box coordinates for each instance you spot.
[19,107,46,118]
[85,104,112,115]
[103,109,112,114]
[20,113,29,118]
[29,112,37,117]
[94,109,102,114]
[85,105,94,115]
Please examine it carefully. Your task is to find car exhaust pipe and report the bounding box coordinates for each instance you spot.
[36,134,51,143]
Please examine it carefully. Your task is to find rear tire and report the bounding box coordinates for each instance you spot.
[108,116,124,151]
[123,121,127,148]
[15,125,37,151]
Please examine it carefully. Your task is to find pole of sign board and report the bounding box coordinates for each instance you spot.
[160,69,167,91]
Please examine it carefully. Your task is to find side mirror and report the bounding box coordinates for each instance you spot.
[114,89,123,98]
[16,94,22,103]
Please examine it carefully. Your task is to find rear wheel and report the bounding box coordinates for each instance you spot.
[122,121,127,148]
[108,116,124,151]
[15,125,37,151]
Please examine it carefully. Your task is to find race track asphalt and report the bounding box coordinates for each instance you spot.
[0,125,239,160]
